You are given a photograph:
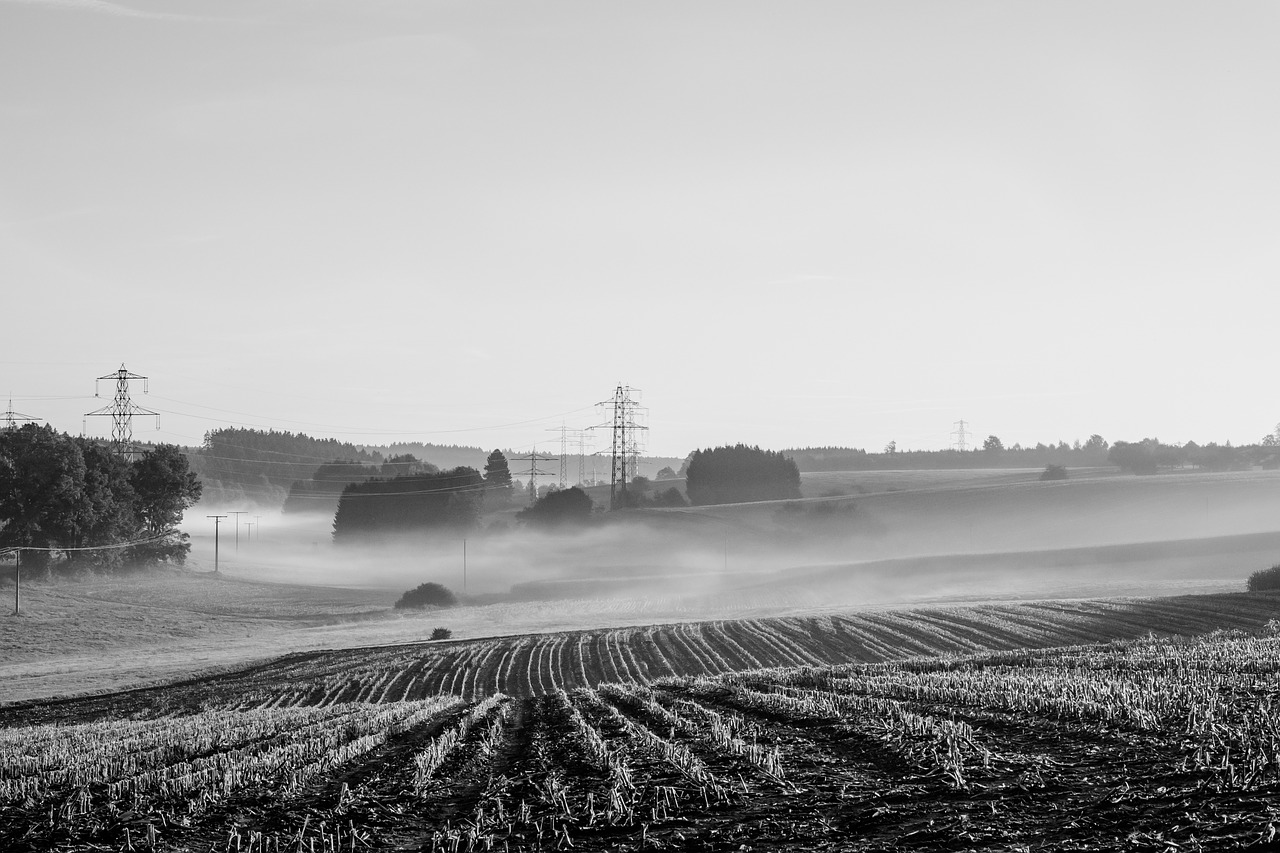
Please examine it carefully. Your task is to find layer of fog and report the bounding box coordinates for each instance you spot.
[183,469,1280,616]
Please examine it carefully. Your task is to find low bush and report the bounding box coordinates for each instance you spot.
[1247,564,1280,592]
[1039,464,1068,481]
[430,627,453,640]
[394,582,458,610]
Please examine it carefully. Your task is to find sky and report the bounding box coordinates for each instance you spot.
[2,0,1278,458]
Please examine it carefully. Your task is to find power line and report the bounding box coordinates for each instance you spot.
[0,532,176,553]
[144,395,600,438]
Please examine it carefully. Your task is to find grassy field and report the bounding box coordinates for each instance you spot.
[4,599,1280,851]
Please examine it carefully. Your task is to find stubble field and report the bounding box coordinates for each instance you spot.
[5,603,1280,852]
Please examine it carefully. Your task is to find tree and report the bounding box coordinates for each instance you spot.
[655,466,677,480]
[484,449,512,490]
[1083,434,1108,452]
[0,425,89,570]
[0,426,200,570]
[517,486,594,528]
[684,445,801,506]
[381,454,431,478]
[1109,440,1160,475]
[982,435,1004,452]
[1247,564,1280,592]
[283,460,378,514]
[650,487,688,507]
[131,445,202,536]
[70,439,138,568]
[394,582,458,609]
[129,444,202,565]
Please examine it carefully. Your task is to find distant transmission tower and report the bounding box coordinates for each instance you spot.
[547,424,570,488]
[951,419,971,452]
[592,384,648,510]
[85,364,158,456]
[547,424,593,487]
[2,398,39,430]
[510,447,558,498]
[573,429,593,485]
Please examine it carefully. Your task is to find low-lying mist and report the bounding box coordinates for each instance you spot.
[185,469,1280,613]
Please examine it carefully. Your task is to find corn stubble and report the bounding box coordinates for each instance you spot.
[4,627,1280,850]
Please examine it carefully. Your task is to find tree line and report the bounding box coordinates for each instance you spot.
[188,427,381,507]
[0,424,202,572]
[283,455,438,514]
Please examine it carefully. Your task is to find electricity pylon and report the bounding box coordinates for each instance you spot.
[2,398,38,430]
[85,364,158,457]
[546,424,593,487]
[591,384,648,510]
[951,419,971,452]
[510,447,558,499]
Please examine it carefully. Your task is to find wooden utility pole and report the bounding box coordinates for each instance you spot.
[229,511,248,552]
[207,515,227,572]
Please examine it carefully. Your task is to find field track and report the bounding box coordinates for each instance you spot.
[6,591,1280,726]
[5,629,1280,851]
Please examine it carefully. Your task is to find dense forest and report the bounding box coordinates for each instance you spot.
[0,425,201,571]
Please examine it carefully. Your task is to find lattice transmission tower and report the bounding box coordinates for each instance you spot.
[510,447,558,500]
[2,398,39,430]
[547,423,594,487]
[85,364,158,456]
[951,419,971,452]
[592,384,648,510]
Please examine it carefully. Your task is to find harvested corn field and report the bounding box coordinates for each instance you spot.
[5,629,1280,851]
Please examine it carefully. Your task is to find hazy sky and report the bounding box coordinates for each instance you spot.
[2,1,1278,457]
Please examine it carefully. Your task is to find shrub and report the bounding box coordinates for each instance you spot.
[394,582,458,609]
[1247,564,1280,593]
[430,627,453,640]
[517,486,593,527]
[1040,464,1068,481]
